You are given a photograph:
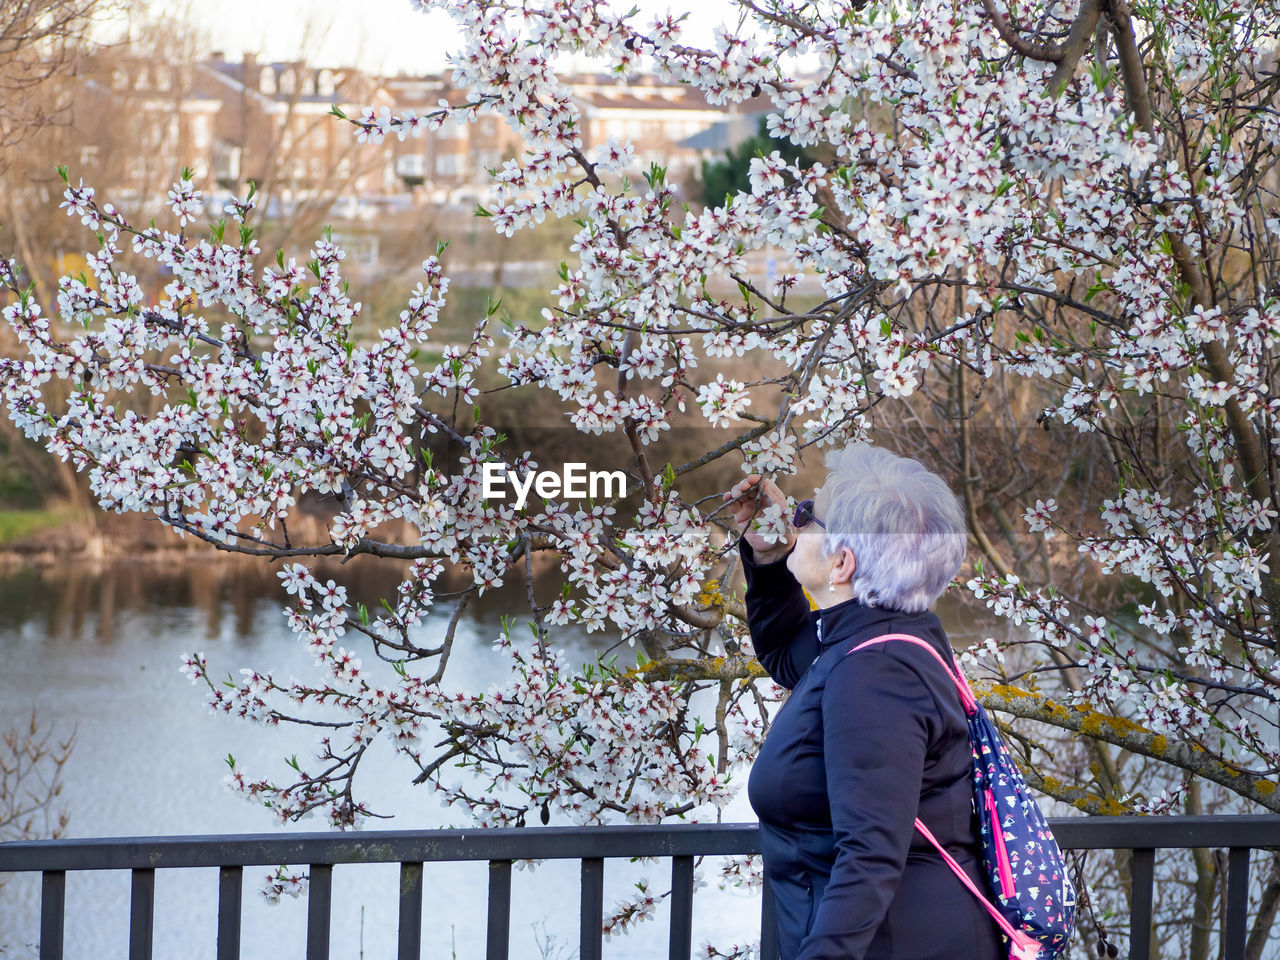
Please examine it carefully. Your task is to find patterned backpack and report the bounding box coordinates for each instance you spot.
[847,634,1076,960]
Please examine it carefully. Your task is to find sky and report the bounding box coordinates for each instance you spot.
[132,0,738,75]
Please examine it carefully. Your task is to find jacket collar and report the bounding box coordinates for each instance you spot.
[811,596,943,649]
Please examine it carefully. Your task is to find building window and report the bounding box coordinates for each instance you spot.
[473,150,501,173]
[396,154,427,178]
[215,145,242,186]
[436,153,460,177]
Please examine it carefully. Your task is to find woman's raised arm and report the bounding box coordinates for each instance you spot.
[724,475,818,687]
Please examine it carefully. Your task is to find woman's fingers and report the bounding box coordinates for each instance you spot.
[722,474,792,533]
[760,477,789,511]
[722,474,763,502]
[723,476,765,518]
[719,474,798,557]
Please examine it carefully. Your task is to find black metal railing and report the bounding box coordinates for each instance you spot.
[2,815,1278,960]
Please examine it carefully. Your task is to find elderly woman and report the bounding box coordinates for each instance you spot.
[723,444,1003,960]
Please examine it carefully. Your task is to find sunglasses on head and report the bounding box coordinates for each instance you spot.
[793,499,826,530]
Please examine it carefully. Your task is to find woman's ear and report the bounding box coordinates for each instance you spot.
[830,546,856,585]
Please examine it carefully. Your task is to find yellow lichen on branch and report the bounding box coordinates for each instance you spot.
[673,578,746,628]
[627,655,769,683]
[977,681,1280,813]
[1023,769,1135,817]
[694,579,724,609]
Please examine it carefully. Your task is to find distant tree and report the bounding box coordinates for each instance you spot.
[0,0,115,157]
[699,114,812,208]
[0,0,121,515]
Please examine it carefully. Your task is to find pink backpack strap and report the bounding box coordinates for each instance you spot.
[846,634,1041,957]
[845,632,979,717]
[914,818,1043,959]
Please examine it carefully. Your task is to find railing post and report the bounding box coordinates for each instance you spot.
[1129,849,1154,960]
[217,865,242,960]
[398,861,424,960]
[1225,848,1250,960]
[760,873,779,960]
[580,857,604,960]
[130,867,155,960]
[486,859,512,960]
[306,864,333,960]
[40,869,65,960]
[669,855,695,960]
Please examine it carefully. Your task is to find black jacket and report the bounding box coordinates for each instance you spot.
[742,540,1004,960]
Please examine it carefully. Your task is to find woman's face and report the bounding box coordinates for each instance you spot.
[786,483,855,599]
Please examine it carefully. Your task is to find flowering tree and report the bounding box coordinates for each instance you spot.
[4,0,1280,953]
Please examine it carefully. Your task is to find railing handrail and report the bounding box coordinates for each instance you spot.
[3,815,1280,873]
[4,815,1280,960]
[0,822,763,871]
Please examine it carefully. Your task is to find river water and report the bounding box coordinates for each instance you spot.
[0,557,771,960]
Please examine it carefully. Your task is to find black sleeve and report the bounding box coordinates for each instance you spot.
[795,649,936,960]
[739,538,819,689]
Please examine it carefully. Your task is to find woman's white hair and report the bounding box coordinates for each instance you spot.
[818,444,966,613]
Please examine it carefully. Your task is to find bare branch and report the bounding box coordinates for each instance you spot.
[981,0,1066,62]
[1106,0,1153,130]
[0,709,74,849]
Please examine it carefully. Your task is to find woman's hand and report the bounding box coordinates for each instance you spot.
[723,474,796,563]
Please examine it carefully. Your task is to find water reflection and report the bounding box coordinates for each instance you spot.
[0,553,617,650]
[0,543,999,649]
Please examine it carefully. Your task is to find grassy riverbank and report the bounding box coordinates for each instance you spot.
[0,507,212,564]
[0,510,71,546]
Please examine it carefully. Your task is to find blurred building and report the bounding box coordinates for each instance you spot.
[73,58,224,210]
[197,55,393,219]
[571,74,744,177]
[55,51,771,257]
